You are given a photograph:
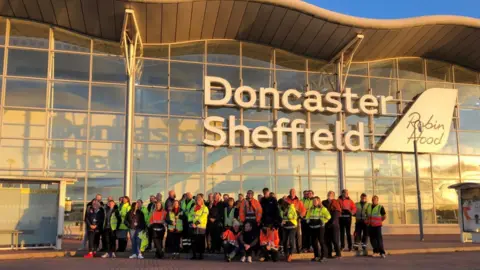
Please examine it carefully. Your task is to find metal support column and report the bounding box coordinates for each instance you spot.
[337,55,346,192]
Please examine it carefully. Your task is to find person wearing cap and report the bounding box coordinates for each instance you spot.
[279,199,298,262]
[259,225,280,262]
[354,193,371,255]
[322,191,342,259]
[306,196,331,262]
[222,220,241,262]
[366,195,387,258]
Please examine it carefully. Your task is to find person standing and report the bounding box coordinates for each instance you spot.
[80,194,104,251]
[258,225,280,262]
[322,191,342,259]
[190,195,209,260]
[126,202,147,259]
[116,196,131,252]
[366,195,387,258]
[306,196,331,262]
[207,192,224,253]
[338,189,357,251]
[146,195,157,251]
[150,201,167,259]
[101,200,121,258]
[285,189,306,254]
[279,199,298,263]
[165,190,176,210]
[239,190,262,234]
[354,193,370,255]
[222,197,239,230]
[181,192,195,253]
[205,193,214,252]
[260,188,280,229]
[236,193,244,209]
[301,190,313,252]
[84,200,105,258]
[166,200,183,259]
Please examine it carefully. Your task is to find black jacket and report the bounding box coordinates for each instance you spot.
[165,197,176,209]
[104,206,121,231]
[260,196,281,227]
[208,200,224,223]
[147,202,156,213]
[85,206,105,232]
[125,209,147,230]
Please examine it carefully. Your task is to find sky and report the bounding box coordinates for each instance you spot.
[304,0,479,19]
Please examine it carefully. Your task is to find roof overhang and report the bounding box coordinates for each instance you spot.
[0,0,479,70]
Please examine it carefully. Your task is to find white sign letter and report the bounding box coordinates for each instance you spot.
[204,76,232,106]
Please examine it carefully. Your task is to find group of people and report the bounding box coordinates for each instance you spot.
[82,188,387,263]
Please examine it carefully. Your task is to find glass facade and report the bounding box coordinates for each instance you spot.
[1,18,480,226]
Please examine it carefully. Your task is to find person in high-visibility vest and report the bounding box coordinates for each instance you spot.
[101,200,121,258]
[258,225,280,262]
[150,201,167,259]
[166,200,183,259]
[301,190,314,253]
[338,189,357,251]
[222,197,239,230]
[181,192,195,253]
[285,189,305,254]
[366,195,387,258]
[354,193,371,254]
[116,196,131,252]
[306,196,331,262]
[239,190,263,232]
[146,195,157,251]
[279,199,298,262]
[190,195,209,260]
[222,220,241,262]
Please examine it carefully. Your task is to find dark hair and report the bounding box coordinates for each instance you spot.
[131,202,137,211]
[262,188,269,193]
[361,193,367,197]
[123,196,131,204]
[108,200,115,204]
[228,198,235,203]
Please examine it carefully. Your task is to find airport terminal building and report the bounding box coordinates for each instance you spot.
[0,0,479,233]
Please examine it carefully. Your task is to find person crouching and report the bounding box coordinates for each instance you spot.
[238,221,258,263]
[150,201,167,259]
[222,220,241,262]
[259,225,280,262]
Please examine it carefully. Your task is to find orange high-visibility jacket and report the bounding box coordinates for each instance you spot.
[285,196,306,218]
[222,229,241,241]
[239,198,263,224]
[150,210,167,224]
[260,228,279,248]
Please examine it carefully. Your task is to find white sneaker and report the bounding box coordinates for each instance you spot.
[111,253,116,258]
[101,253,109,258]
[129,254,138,259]
[138,254,144,259]
[247,256,252,263]
[381,254,386,259]
[240,256,246,262]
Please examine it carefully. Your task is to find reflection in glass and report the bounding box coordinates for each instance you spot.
[457,84,480,108]
[134,116,168,143]
[54,53,90,81]
[207,40,240,65]
[309,73,336,92]
[134,144,167,171]
[309,151,337,176]
[405,204,434,224]
[403,154,431,178]
[51,112,87,140]
[276,150,308,175]
[2,109,46,139]
[435,204,458,224]
[242,68,273,89]
[88,143,125,171]
[171,42,204,62]
[93,40,122,55]
[243,175,275,195]
[311,177,339,198]
[373,153,402,177]
[143,45,169,59]
[169,145,203,173]
[431,155,459,178]
[345,76,368,95]
[9,20,49,48]
[206,147,241,174]
[276,70,305,91]
[89,114,125,141]
[308,60,333,73]
[454,66,478,84]
[242,43,272,68]
[404,178,433,204]
[375,178,403,204]
[244,108,272,121]
[345,63,367,76]
[205,175,240,197]
[87,173,123,201]
[398,58,424,80]
[170,62,203,89]
[54,29,91,52]
[8,49,48,78]
[91,84,126,112]
[370,78,397,99]
[49,141,86,170]
[0,18,6,44]
[460,156,480,179]
[345,152,372,177]
[459,109,480,130]
[384,204,405,225]
[369,59,396,78]
[275,50,305,71]
[346,178,373,201]
[5,79,47,107]
[433,179,459,205]
[52,82,89,110]
[135,87,168,115]
[399,80,425,100]
[0,139,44,169]
[169,118,202,144]
[206,65,240,88]
[277,176,301,196]
[136,59,168,86]
[346,115,369,131]
[207,107,240,120]
[426,60,452,82]
[169,174,204,197]
[92,56,127,83]
[133,174,166,201]
[458,132,480,155]
[170,91,203,117]
[242,148,274,174]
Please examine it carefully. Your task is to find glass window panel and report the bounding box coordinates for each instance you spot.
[373,153,402,177]
[168,174,204,198]
[206,65,240,89]
[207,108,240,125]
[93,40,122,55]
[437,131,458,154]
[64,175,86,202]
[244,108,272,121]
[242,148,275,174]
[143,45,168,59]
[309,151,338,176]
[133,174,166,202]
[426,60,452,82]
[89,113,125,141]
[54,53,90,80]
[2,109,46,139]
[346,178,373,201]
[206,147,241,174]
[54,29,90,52]
[308,73,336,92]
[383,204,405,225]
[277,176,302,197]
[308,60,333,73]
[277,110,306,121]
[8,49,48,78]
[171,42,204,62]
[403,154,431,178]
[0,139,44,169]
[134,144,167,172]
[136,59,168,86]
[242,43,272,68]
[242,68,273,89]
[459,109,480,130]
[170,62,203,89]
[205,175,240,197]
[0,18,6,44]
[91,84,126,112]
[170,91,203,117]
[346,76,368,95]
[135,87,168,115]
[345,152,372,177]
[275,50,305,71]
[458,132,480,155]
[431,155,459,178]
[49,141,86,170]
[405,204,434,224]
[369,59,396,78]
[276,70,305,91]
[398,58,424,80]
[52,82,88,110]
[311,113,337,131]
[375,178,404,204]
[399,80,425,100]
[5,79,47,107]
[9,20,49,48]
[404,178,433,204]
[276,150,308,175]
[0,48,4,72]
[311,177,339,199]
[370,78,398,99]
[88,143,125,171]
[426,81,454,90]
[347,115,369,132]
[207,40,240,65]
[169,145,203,173]
[433,179,459,205]
[242,175,275,195]
[51,111,87,140]
[87,173,123,202]
[435,204,458,224]
[454,66,478,84]
[344,62,367,76]
[169,118,202,144]
[457,84,480,108]
[92,56,127,83]
[460,156,480,179]
[134,116,168,143]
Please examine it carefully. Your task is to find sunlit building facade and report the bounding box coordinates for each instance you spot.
[0,0,479,233]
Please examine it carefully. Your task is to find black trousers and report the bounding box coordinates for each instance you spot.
[354,221,369,249]
[153,229,166,258]
[295,220,302,253]
[240,244,255,257]
[209,222,222,252]
[103,228,116,253]
[100,230,107,250]
[369,226,385,255]
[116,229,128,252]
[281,228,296,256]
[224,243,239,258]
[192,233,206,257]
[301,220,311,250]
[206,221,212,250]
[166,231,182,253]
[87,231,100,252]
[339,217,353,249]
[147,227,153,249]
[259,246,279,262]
[325,224,341,257]
[311,226,326,259]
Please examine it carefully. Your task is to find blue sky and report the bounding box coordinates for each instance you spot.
[304,0,479,19]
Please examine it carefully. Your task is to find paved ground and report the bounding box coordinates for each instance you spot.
[1,252,479,270]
